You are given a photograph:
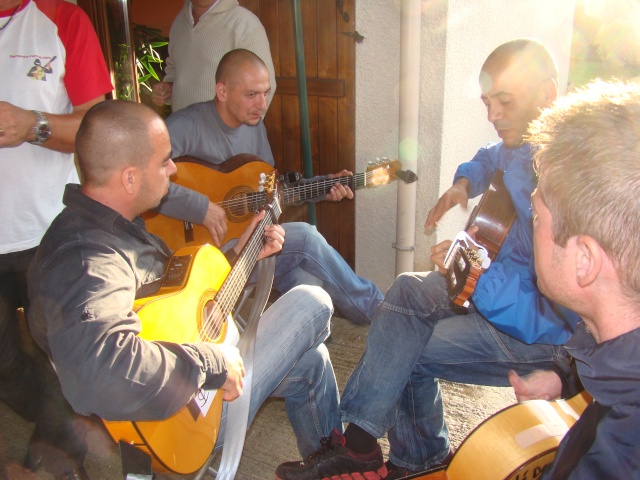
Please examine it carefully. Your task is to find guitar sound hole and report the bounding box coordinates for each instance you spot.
[225,187,261,224]
[202,300,224,341]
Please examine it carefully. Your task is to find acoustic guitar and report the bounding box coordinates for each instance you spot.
[444,170,516,307]
[143,154,412,252]
[102,171,282,474]
[408,391,592,480]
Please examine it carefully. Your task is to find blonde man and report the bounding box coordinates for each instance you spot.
[511,80,640,478]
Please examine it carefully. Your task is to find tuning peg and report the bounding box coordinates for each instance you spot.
[258,173,266,192]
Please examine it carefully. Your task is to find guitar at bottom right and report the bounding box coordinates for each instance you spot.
[407,391,592,480]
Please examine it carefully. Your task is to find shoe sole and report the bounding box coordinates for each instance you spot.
[275,465,387,480]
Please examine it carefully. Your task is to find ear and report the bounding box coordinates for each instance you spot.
[121,167,138,195]
[574,235,603,288]
[539,78,558,107]
[215,82,227,102]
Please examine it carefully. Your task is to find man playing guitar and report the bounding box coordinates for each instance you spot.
[275,38,580,480]
[156,48,384,327]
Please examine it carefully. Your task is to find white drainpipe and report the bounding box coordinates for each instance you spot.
[395,0,421,275]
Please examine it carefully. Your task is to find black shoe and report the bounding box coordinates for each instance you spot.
[275,429,386,480]
[382,461,416,479]
[384,450,454,479]
[57,466,90,480]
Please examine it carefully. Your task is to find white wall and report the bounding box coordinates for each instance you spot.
[354,0,575,292]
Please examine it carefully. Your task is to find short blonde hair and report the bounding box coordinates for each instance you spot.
[529,80,640,296]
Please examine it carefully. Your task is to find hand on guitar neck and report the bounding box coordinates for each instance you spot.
[325,169,355,201]
[229,209,286,262]
[431,226,480,273]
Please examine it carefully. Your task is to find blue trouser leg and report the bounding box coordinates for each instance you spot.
[271,222,383,326]
[341,271,565,471]
[217,285,341,457]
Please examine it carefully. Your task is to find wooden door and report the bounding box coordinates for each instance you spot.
[240,0,357,267]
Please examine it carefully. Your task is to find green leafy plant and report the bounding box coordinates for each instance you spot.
[132,23,169,96]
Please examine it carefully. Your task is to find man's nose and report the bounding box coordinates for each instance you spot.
[487,102,503,123]
[168,159,177,176]
[257,94,267,111]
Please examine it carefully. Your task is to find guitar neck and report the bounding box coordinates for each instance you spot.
[281,172,369,205]
[214,198,281,317]
[212,174,365,212]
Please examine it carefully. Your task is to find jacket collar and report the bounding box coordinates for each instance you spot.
[566,322,640,406]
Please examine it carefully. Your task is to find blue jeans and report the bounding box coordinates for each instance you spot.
[340,271,566,471]
[217,284,341,457]
[271,222,383,326]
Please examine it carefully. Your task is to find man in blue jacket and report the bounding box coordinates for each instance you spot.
[275,38,580,480]
[510,79,640,479]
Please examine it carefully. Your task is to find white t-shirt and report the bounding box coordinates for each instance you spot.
[0,0,112,254]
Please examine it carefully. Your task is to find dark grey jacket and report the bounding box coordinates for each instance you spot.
[543,323,640,479]
[27,184,228,421]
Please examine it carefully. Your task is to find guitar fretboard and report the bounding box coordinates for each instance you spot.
[215,168,390,216]
[213,195,282,322]
[281,173,364,204]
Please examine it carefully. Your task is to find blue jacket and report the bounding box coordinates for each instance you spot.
[542,323,640,479]
[454,142,580,344]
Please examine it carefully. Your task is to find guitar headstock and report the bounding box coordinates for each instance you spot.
[258,170,282,221]
[259,170,278,194]
[365,158,417,186]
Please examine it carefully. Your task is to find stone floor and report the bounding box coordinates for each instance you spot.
[0,315,515,480]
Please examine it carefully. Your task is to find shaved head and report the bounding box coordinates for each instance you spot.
[75,100,161,187]
[215,48,268,86]
[480,38,558,95]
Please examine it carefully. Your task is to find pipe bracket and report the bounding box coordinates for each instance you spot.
[392,243,415,252]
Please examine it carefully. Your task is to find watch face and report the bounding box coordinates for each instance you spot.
[37,123,51,140]
[30,111,51,144]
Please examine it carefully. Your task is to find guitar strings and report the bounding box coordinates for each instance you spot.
[210,169,389,214]
[198,207,275,341]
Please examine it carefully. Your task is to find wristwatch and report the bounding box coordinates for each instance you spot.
[29,110,51,145]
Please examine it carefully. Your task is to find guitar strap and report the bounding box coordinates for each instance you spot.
[207,255,277,480]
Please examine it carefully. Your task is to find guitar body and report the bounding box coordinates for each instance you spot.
[143,154,271,252]
[446,170,516,306]
[102,244,237,475]
[467,170,517,259]
[408,391,592,480]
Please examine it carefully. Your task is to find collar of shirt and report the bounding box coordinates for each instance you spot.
[63,184,153,241]
[188,0,221,26]
[63,184,122,232]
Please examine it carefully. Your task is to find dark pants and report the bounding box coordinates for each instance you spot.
[0,247,88,475]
